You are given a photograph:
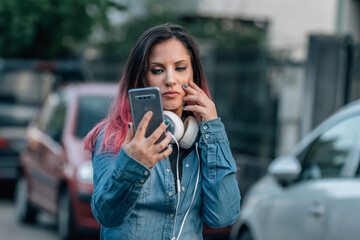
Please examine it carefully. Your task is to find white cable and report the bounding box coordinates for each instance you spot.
[172,136,181,240]
[176,142,200,240]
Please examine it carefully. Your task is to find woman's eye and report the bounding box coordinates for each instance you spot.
[176,67,186,72]
[151,69,163,74]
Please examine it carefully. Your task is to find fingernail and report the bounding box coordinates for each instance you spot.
[183,84,188,88]
[170,144,173,148]
[164,119,169,125]
[183,105,186,109]
[128,123,131,129]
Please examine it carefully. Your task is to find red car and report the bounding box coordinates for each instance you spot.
[16,83,117,240]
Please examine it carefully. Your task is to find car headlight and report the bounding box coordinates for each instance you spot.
[77,162,93,184]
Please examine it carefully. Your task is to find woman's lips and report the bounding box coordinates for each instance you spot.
[162,91,180,98]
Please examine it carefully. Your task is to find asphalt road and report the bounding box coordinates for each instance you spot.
[0,185,226,240]
[0,185,59,240]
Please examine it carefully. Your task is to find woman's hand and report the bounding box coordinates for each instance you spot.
[123,111,173,168]
[182,81,218,122]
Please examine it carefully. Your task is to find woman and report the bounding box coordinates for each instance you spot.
[84,23,240,240]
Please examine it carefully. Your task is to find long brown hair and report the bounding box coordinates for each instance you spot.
[84,23,211,153]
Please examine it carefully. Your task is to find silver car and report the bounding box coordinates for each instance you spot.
[230,100,360,240]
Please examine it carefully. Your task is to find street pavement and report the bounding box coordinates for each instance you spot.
[0,198,58,240]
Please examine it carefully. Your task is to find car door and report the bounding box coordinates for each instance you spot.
[322,131,360,240]
[265,114,360,240]
[27,93,66,213]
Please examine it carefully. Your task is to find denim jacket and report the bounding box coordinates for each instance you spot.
[91,118,241,240]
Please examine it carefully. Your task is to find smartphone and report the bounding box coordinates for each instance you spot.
[128,87,166,143]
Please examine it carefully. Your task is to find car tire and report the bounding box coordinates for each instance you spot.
[238,229,254,240]
[15,177,38,223]
[58,189,78,240]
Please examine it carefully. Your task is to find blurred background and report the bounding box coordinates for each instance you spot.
[0,0,359,240]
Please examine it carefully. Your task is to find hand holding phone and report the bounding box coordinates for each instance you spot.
[123,87,173,168]
[128,87,166,143]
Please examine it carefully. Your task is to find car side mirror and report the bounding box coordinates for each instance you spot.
[268,156,301,182]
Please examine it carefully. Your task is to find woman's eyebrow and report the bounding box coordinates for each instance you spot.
[149,60,188,66]
[175,60,187,64]
[149,62,164,67]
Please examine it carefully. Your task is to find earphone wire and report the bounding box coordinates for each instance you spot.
[176,142,200,240]
[172,136,181,240]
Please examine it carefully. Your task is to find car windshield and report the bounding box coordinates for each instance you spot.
[76,96,113,139]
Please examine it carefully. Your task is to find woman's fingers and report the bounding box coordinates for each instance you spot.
[147,119,170,144]
[134,111,153,139]
[157,142,173,160]
[183,81,207,105]
[182,94,206,106]
[152,132,172,154]
[188,80,203,92]
[182,104,204,113]
[183,81,218,122]
[124,122,134,144]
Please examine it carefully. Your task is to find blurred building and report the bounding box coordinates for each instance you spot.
[197,0,360,155]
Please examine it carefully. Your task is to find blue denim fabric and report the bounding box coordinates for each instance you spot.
[91,118,241,240]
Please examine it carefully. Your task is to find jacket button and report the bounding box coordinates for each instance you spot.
[205,134,209,139]
[144,171,149,176]
[203,126,208,130]
[168,192,173,196]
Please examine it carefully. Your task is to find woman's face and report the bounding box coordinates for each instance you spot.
[147,38,193,117]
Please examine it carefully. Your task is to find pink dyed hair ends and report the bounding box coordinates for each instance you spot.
[83,72,132,153]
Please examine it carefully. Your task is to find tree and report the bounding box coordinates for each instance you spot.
[99,11,266,57]
[0,0,125,58]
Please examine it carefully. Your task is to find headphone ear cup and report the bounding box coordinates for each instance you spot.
[179,116,198,149]
[163,110,184,142]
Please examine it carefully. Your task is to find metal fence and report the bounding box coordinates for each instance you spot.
[348,44,360,102]
[302,35,360,137]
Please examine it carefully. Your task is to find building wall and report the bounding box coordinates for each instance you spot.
[199,0,338,61]
[337,0,360,42]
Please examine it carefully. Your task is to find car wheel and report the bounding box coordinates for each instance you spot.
[58,189,78,240]
[15,177,38,223]
[238,229,254,240]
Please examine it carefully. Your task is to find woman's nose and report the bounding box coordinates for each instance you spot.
[165,71,175,85]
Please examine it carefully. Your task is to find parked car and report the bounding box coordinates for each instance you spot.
[0,59,89,187]
[230,100,360,240]
[16,83,116,240]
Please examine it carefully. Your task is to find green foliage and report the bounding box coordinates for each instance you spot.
[99,12,266,57]
[0,0,125,58]
[0,0,265,59]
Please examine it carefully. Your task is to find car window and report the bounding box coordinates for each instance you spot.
[75,96,113,139]
[299,115,360,180]
[37,94,59,132]
[45,101,66,142]
[37,93,67,142]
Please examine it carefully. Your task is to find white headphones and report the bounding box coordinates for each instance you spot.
[163,110,198,149]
